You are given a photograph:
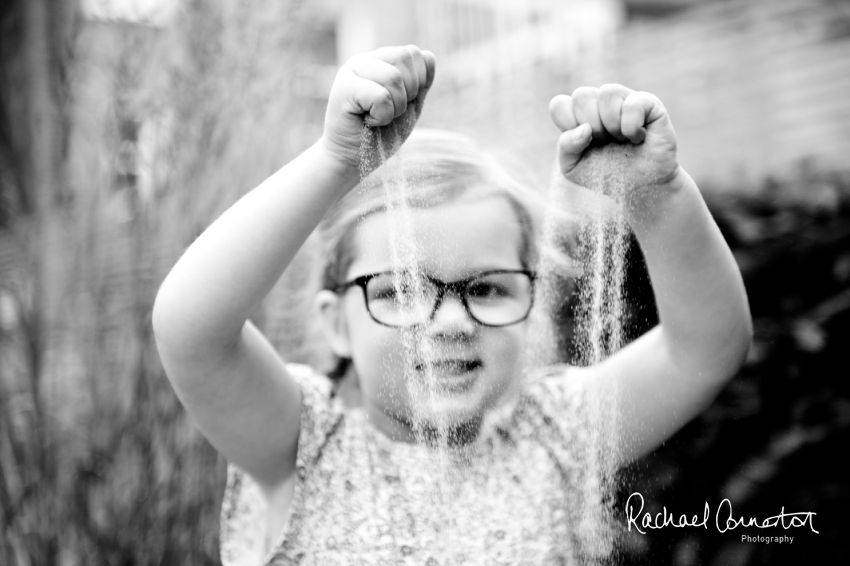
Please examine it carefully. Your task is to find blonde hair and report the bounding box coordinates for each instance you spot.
[320,129,544,284]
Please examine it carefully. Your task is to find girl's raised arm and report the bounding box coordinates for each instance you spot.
[549,85,753,465]
[152,46,435,490]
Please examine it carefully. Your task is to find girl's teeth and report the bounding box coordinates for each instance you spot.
[417,360,481,371]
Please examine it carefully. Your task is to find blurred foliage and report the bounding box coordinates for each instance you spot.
[0,0,325,563]
[613,163,850,566]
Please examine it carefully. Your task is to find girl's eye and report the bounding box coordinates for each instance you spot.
[368,277,418,302]
[370,286,397,301]
[468,282,509,298]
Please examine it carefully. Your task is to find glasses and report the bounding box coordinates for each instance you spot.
[335,269,536,328]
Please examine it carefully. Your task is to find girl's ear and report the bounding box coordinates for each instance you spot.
[315,290,352,358]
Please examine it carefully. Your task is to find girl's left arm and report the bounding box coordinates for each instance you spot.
[550,86,753,465]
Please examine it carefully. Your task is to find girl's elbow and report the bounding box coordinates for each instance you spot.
[151,283,179,347]
[717,315,753,382]
[151,295,188,370]
[151,282,205,357]
[734,302,754,365]
[683,315,753,387]
[737,318,754,370]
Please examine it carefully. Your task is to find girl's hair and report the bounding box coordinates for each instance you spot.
[311,128,550,380]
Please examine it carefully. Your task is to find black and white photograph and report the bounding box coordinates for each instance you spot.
[1,0,848,564]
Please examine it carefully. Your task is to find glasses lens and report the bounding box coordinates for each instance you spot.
[364,272,437,326]
[465,272,533,326]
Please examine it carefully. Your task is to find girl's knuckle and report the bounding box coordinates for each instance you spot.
[599,84,623,99]
[623,95,640,109]
[379,89,394,107]
[637,91,657,104]
[399,47,415,64]
[572,86,598,101]
[386,68,405,90]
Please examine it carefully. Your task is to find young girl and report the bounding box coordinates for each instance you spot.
[152,46,752,564]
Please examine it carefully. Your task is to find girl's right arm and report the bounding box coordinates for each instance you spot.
[152,46,435,490]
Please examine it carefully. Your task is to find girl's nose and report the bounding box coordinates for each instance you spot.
[428,294,475,336]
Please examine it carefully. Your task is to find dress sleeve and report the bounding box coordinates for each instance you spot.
[219,363,343,566]
[518,363,622,480]
[515,364,618,562]
[513,364,589,471]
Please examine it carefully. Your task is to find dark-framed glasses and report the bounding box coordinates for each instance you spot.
[334,269,536,328]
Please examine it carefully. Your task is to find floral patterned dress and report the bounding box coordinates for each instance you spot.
[220,364,612,565]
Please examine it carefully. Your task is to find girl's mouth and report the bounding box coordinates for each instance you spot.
[414,359,482,374]
[413,359,482,393]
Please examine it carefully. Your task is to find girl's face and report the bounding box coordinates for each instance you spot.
[336,196,529,440]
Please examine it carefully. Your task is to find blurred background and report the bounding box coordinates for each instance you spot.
[1,0,848,563]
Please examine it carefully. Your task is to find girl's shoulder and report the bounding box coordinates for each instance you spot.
[520,363,588,416]
[285,363,345,464]
[220,363,345,566]
[494,364,592,462]
[285,362,335,398]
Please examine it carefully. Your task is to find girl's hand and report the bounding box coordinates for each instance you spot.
[549,85,684,207]
[321,45,436,172]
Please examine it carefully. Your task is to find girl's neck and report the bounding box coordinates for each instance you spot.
[337,373,483,446]
[336,373,416,442]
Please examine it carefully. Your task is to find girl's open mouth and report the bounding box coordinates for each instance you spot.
[414,359,482,374]
[413,359,482,393]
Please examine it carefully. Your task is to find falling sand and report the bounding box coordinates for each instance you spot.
[359,111,462,480]
[536,143,639,564]
[570,143,636,366]
[360,117,637,563]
